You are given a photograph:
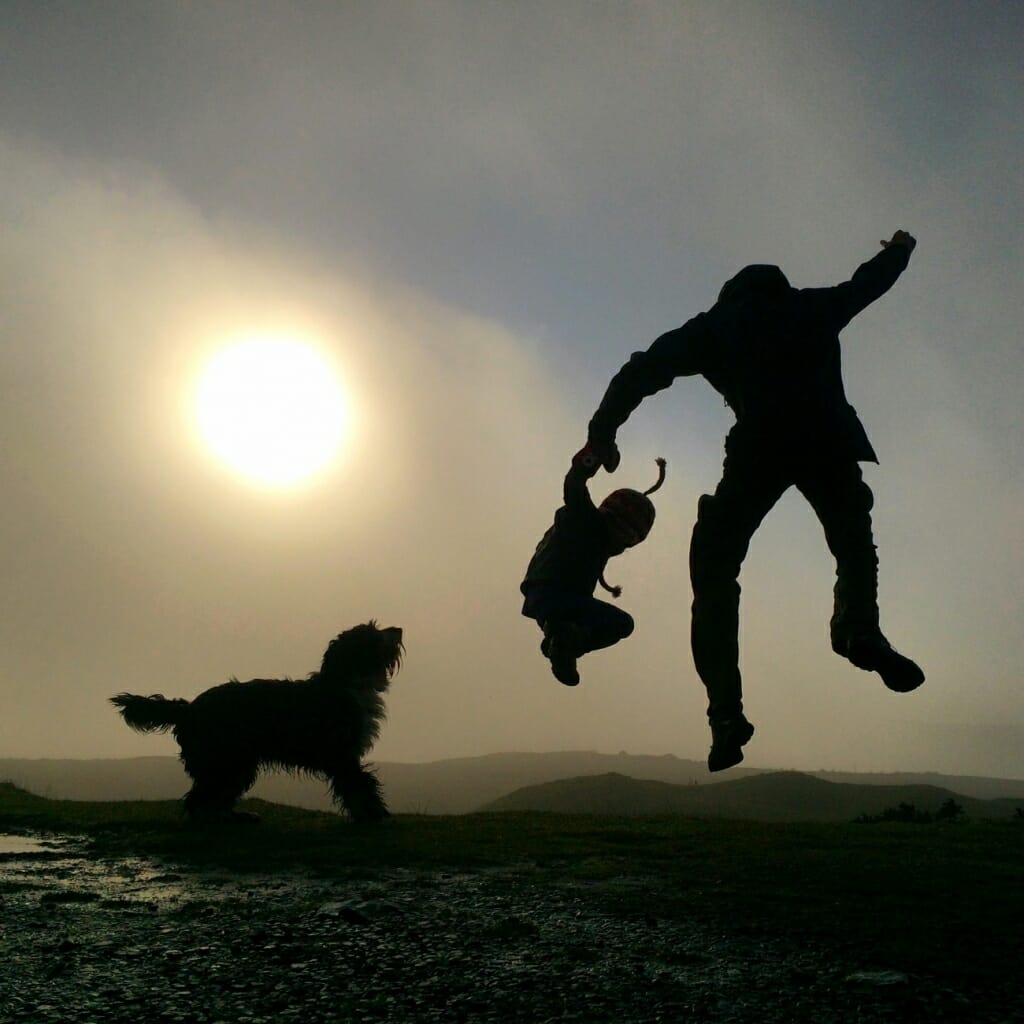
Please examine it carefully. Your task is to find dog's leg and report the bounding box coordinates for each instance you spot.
[182,761,258,822]
[330,761,389,823]
[183,776,234,821]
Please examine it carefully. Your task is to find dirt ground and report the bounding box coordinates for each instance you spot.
[0,833,999,1023]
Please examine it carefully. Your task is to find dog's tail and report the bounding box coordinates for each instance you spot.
[110,693,189,733]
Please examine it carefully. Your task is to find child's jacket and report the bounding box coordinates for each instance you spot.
[521,461,613,597]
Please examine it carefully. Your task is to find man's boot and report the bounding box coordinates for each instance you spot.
[844,633,924,693]
[708,714,756,772]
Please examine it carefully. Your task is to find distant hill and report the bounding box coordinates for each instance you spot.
[481,770,1024,821]
[814,769,1024,801]
[2,752,1023,819]
[374,751,737,814]
[0,757,190,802]
[0,751,742,814]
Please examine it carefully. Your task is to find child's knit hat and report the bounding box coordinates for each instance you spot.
[598,458,667,596]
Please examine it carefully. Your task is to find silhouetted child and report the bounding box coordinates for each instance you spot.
[521,451,666,686]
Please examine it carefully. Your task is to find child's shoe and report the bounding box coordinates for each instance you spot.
[708,714,755,772]
[844,633,924,693]
[544,622,583,687]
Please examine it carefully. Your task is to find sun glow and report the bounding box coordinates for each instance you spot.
[192,334,350,488]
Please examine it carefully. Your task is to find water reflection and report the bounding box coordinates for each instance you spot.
[0,834,56,856]
[0,832,311,907]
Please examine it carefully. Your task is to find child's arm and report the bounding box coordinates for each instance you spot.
[562,446,601,511]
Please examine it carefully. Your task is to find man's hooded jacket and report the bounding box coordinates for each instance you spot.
[588,245,912,464]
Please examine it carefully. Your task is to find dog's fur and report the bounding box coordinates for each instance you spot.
[111,622,403,822]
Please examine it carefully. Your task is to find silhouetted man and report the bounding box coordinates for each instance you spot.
[585,231,924,771]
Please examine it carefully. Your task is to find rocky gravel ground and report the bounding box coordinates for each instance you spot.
[0,834,1003,1023]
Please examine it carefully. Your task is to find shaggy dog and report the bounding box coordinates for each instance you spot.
[111,622,403,822]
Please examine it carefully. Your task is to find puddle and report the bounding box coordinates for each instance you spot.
[0,832,328,909]
[0,832,198,906]
[0,831,50,856]
[0,834,59,856]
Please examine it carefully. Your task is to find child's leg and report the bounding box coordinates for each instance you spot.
[523,588,585,685]
[537,595,632,654]
[524,590,632,685]
[525,590,626,649]
[522,588,559,652]
[545,600,633,687]
[577,597,634,653]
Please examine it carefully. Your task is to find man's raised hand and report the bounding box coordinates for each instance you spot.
[880,229,916,253]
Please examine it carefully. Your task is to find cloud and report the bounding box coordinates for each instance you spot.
[1,4,1021,777]
[0,136,589,759]
[2,133,1020,777]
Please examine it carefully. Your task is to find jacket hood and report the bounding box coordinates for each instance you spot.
[717,264,791,305]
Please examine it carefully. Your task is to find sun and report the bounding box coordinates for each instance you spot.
[192,334,350,489]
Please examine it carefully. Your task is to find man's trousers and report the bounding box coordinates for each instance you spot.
[689,445,879,722]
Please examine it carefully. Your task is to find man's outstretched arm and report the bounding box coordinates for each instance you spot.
[812,230,916,333]
[586,312,713,471]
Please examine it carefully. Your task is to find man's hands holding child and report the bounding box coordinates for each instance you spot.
[571,445,602,477]
[576,437,621,473]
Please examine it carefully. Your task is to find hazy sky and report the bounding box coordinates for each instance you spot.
[2,2,1022,777]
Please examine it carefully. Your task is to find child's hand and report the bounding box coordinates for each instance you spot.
[572,444,604,476]
[583,436,621,472]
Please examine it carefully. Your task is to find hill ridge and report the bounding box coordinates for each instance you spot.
[2,752,1023,818]
[481,769,1023,821]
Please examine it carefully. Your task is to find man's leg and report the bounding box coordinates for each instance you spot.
[796,461,923,692]
[690,450,789,768]
[795,461,879,649]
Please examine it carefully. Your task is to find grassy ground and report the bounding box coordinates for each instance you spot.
[2,782,1021,986]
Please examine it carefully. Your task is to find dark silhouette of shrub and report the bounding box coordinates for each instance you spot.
[935,797,965,821]
[855,798,966,824]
